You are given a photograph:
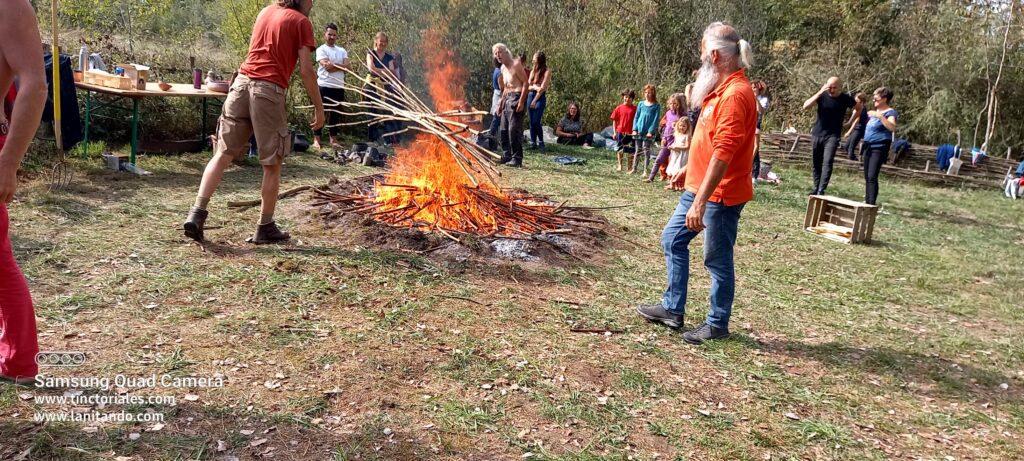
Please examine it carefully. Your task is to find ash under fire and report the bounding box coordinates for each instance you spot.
[309,174,609,264]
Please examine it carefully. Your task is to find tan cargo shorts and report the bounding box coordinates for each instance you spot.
[216,74,291,166]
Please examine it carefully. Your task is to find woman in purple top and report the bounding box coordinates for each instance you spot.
[646,92,686,182]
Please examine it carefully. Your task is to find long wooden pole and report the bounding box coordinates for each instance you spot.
[50,0,63,151]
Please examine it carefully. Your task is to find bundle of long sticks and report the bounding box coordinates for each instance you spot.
[311,175,607,240]
[302,50,501,188]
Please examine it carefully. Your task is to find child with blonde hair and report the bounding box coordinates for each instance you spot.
[665,117,690,190]
[646,92,686,182]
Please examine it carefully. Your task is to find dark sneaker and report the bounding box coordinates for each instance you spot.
[635,303,683,328]
[497,156,513,165]
[526,144,538,151]
[183,207,209,242]
[682,322,729,344]
[506,161,523,168]
[248,221,291,245]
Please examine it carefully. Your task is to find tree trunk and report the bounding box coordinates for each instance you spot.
[983,1,1014,151]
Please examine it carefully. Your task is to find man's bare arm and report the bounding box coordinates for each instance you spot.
[298,48,325,131]
[0,0,48,203]
[802,83,829,111]
[318,58,338,73]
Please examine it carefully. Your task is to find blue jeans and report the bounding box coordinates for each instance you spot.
[526,91,547,147]
[661,191,745,329]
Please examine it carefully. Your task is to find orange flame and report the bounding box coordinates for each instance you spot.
[373,24,507,233]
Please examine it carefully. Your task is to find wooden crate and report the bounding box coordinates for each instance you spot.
[804,195,878,244]
[83,71,134,90]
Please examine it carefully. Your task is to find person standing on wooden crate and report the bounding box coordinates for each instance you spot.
[802,76,859,195]
[312,22,349,151]
[862,87,897,205]
[634,22,757,345]
[0,0,48,384]
[182,0,325,244]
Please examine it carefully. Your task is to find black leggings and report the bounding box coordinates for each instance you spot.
[862,141,890,205]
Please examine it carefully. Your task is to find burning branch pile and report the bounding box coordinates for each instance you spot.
[307,31,607,242]
[312,174,606,240]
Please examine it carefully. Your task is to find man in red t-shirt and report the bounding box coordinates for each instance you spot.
[0,0,48,384]
[609,88,636,172]
[183,0,325,244]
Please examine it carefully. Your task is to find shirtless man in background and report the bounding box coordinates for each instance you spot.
[492,43,528,167]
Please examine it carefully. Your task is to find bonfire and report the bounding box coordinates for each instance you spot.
[307,31,606,242]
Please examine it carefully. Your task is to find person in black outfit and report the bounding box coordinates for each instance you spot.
[802,77,859,195]
[841,92,868,161]
[365,32,398,145]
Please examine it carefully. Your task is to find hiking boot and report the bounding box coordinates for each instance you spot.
[248,221,291,245]
[681,322,729,345]
[183,207,209,242]
[635,303,683,328]
[0,373,37,386]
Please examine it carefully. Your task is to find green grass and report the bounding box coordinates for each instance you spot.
[1,141,1022,460]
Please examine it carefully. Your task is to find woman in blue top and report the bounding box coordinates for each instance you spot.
[483,58,503,150]
[861,87,897,205]
[365,32,398,145]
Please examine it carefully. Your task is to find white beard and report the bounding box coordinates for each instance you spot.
[689,57,721,111]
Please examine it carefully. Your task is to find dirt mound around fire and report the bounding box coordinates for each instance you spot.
[300,175,612,268]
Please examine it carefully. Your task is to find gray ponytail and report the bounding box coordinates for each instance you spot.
[738,39,754,69]
[703,22,755,70]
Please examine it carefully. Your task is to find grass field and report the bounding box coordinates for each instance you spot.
[1,140,1022,460]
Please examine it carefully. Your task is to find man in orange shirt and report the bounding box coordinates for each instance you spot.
[635,22,757,344]
[183,0,325,244]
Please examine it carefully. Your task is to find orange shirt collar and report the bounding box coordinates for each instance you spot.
[701,68,748,104]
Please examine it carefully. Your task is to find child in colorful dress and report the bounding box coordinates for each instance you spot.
[664,118,691,191]
[610,88,637,171]
[629,84,661,175]
[646,92,686,182]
